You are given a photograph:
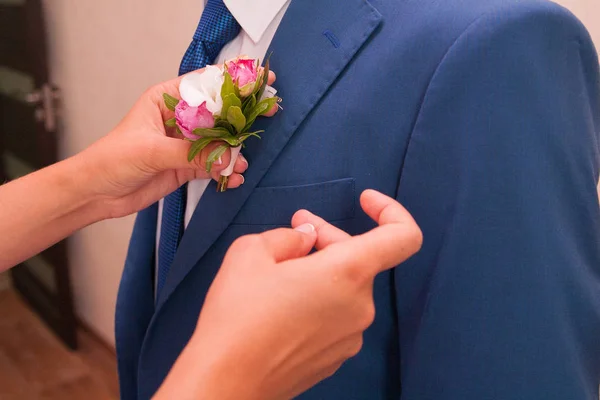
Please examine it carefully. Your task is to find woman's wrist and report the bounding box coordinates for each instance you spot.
[53,153,108,225]
[0,154,106,270]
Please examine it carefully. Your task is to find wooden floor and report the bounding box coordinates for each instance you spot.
[0,289,119,400]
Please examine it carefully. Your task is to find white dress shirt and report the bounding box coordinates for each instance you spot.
[156,0,291,279]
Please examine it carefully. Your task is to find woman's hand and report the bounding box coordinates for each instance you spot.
[75,69,277,219]
[0,69,277,272]
[155,190,423,400]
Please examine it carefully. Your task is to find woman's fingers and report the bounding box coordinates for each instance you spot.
[223,173,245,188]
[267,70,276,85]
[263,104,279,117]
[208,152,248,185]
[234,153,249,173]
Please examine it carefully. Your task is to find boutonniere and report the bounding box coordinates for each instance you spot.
[162,56,280,192]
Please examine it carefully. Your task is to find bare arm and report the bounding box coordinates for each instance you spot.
[0,156,101,271]
[0,69,277,271]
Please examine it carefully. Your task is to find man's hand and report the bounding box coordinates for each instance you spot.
[73,69,277,219]
[156,190,422,400]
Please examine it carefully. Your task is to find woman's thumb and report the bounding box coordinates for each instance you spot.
[152,136,231,173]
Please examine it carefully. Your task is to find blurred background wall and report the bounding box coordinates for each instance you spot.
[32,0,600,347]
[43,0,204,345]
[556,0,599,46]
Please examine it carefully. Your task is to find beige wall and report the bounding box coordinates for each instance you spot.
[554,0,600,47]
[41,0,599,347]
[553,0,600,198]
[43,0,203,345]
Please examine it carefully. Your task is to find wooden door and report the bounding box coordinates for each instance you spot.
[0,0,77,349]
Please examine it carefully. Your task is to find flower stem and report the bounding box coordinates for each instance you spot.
[217,175,229,192]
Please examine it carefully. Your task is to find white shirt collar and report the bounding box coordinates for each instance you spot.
[223,0,289,43]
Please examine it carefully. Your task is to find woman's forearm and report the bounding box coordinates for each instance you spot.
[0,155,103,271]
[0,73,252,272]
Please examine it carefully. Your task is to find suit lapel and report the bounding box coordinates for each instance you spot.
[155,0,382,309]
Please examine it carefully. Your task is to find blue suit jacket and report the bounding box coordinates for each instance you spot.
[116,0,600,398]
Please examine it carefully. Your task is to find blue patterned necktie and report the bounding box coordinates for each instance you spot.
[157,0,241,297]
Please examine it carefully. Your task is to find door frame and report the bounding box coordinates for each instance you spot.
[0,0,77,349]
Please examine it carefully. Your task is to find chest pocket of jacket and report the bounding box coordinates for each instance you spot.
[231,177,356,226]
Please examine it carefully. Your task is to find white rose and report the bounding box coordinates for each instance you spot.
[179,65,224,115]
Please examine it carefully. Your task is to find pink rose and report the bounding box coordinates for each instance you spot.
[226,57,260,97]
[175,100,215,140]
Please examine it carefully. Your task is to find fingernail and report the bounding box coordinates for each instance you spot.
[238,153,248,166]
[240,174,245,185]
[294,223,315,234]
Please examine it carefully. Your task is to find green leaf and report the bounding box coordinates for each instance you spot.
[206,144,229,172]
[164,118,177,128]
[243,96,278,131]
[242,94,257,115]
[227,106,246,133]
[221,72,239,100]
[192,127,231,138]
[258,96,279,116]
[220,135,242,146]
[190,126,240,146]
[238,130,263,143]
[176,126,183,135]
[220,93,242,120]
[163,93,179,111]
[214,119,235,134]
[256,54,271,100]
[187,137,214,162]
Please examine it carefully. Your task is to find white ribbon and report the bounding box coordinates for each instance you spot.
[220,145,242,177]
